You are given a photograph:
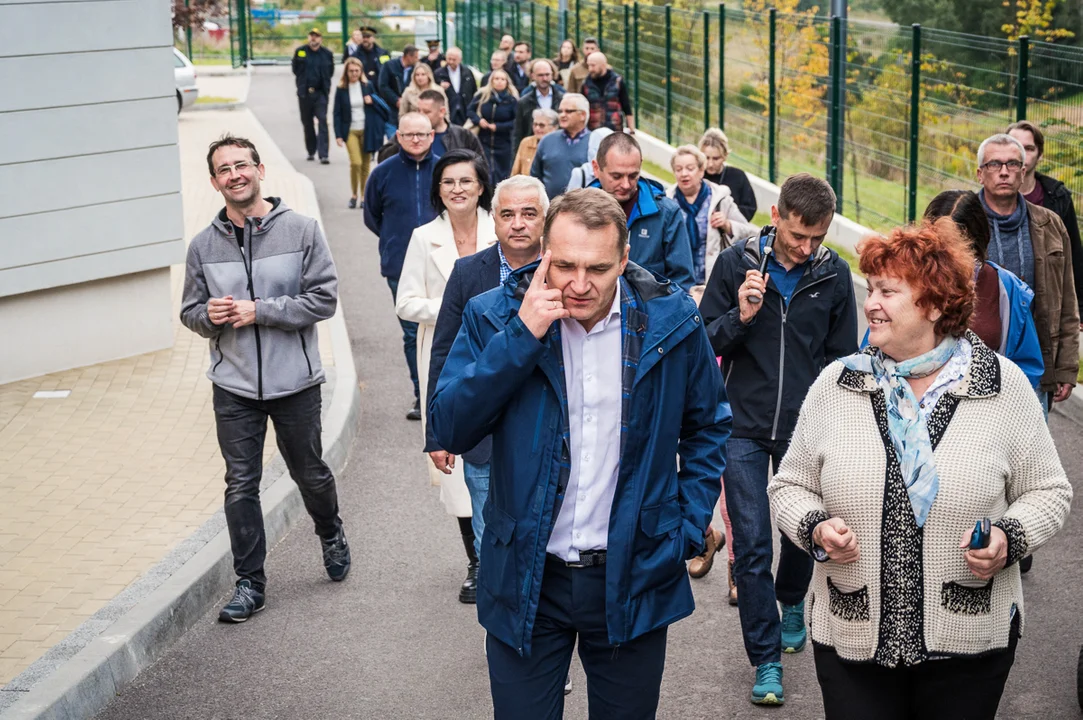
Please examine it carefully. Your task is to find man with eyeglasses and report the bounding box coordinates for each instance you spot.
[530,93,590,199]
[181,134,351,623]
[976,133,1078,416]
[365,113,440,419]
[376,89,485,164]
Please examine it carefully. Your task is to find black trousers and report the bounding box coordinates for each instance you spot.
[486,556,668,720]
[213,384,342,590]
[813,625,1019,720]
[298,92,329,159]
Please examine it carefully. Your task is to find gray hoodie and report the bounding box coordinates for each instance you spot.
[180,198,338,400]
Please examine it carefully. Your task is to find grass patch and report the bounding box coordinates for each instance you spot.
[196,96,239,104]
[1078,358,1083,384]
[642,159,675,185]
[191,57,234,66]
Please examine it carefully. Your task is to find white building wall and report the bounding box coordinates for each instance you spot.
[0,0,184,383]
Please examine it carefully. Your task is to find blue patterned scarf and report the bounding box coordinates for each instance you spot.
[840,336,962,527]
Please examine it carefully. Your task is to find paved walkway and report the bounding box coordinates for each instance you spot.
[0,104,329,687]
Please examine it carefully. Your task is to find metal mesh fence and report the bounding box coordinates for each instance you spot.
[1029,42,1083,216]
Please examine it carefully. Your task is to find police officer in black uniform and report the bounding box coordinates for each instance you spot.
[291,28,335,163]
[351,26,389,87]
[420,39,446,71]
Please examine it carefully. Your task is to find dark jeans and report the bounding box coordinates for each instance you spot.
[724,436,814,666]
[213,384,342,590]
[386,277,420,399]
[487,557,668,720]
[813,623,1018,720]
[298,93,329,159]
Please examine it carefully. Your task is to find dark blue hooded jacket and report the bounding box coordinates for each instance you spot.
[590,177,696,291]
[363,147,438,279]
[429,261,731,656]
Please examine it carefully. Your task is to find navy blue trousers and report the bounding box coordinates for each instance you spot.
[486,556,668,720]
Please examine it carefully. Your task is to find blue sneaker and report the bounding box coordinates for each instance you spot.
[751,661,784,705]
[781,600,807,653]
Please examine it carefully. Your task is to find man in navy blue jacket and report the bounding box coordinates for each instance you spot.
[698,173,857,707]
[589,133,696,292]
[430,188,731,719]
[364,112,438,419]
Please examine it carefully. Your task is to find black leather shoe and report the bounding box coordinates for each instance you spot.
[406,399,422,421]
[218,580,265,622]
[459,561,478,604]
[348,197,357,209]
[321,528,351,582]
[306,155,315,161]
[320,158,330,164]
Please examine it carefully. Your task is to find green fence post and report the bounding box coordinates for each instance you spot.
[487,0,494,58]
[575,0,581,43]
[633,2,640,119]
[829,15,843,209]
[1016,35,1029,121]
[908,23,922,223]
[340,0,349,52]
[597,0,603,44]
[530,3,535,53]
[768,7,777,183]
[236,0,248,66]
[718,4,726,130]
[441,0,448,51]
[562,9,569,47]
[703,11,711,130]
[665,5,672,144]
[623,4,630,80]
[228,0,235,67]
[546,6,552,57]
[184,0,193,59]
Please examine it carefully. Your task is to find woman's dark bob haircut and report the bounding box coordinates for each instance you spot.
[924,190,991,262]
[430,149,492,214]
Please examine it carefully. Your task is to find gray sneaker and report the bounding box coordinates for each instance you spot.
[218,580,265,623]
[322,528,351,582]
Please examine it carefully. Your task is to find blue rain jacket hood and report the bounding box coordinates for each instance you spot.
[429,260,731,656]
[589,177,696,291]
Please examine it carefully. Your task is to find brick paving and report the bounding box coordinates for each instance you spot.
[0,106,330,685]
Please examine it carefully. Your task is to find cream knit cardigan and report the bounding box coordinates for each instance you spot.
[768,334,1072,667]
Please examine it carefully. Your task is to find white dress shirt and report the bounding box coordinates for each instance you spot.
[536,87,553,111]
[447,64,462,93]
[546,290,623,562]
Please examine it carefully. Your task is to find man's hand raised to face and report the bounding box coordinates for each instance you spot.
[518,251,570,339]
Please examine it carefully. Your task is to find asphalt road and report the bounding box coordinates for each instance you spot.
[97,68,1083,720]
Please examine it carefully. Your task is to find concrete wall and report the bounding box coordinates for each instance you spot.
[0,0,184,383]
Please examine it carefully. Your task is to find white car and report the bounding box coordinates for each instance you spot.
[174,48,198,113]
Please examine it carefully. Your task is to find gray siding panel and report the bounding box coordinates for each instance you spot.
[0,145,181,218]
[0,195,183,271]
[0,239,185,298]
[0,48,173,112]
[0,0,170,57]
[0,98,178,166]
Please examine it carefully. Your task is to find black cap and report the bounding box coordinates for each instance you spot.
[426,39,441,49]
[359,25,378,35]
[308,27,322,36]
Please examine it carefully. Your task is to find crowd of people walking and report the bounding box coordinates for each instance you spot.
[180,23,1083,720]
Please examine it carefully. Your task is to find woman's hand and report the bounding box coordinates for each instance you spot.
[364,94,373,105]
[959,525,1008,580]
[480,119,494,131]
[336,138,345,147]
[709,211,731,235]
[813,518,860,563]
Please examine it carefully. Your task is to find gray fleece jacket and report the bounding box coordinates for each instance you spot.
[180,198,338,400]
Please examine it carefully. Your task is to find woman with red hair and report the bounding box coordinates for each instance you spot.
[767,223,1072,719]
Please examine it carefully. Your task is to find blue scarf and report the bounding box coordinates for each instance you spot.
[980,190,1034,286]
[675,181,710,256]
[840,336,962,527]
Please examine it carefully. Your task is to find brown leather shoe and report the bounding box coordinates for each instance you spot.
[688,528,724,579]
[727,560,738,606]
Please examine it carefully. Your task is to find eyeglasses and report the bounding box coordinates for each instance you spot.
[557,109,583,115]
[214,161,256,178]
[440,178,477,190]
[398,131,432,141]
[981,159,1024,172]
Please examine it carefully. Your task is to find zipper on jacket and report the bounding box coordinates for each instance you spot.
[238,223,264,400]
[299,332,313,377]
[212,337,224,372]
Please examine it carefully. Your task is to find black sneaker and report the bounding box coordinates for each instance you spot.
[218,580,265,623]
[348,197,357,209]
[406,399,422,421]
[306,155,315,161]
[459,560,478,604]
[322,528,351,582]
[320,158,330,165]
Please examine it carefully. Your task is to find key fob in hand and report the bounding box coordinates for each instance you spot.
[968,518,991,550]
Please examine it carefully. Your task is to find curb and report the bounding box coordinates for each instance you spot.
[1053,389,1083,428]
[0,144,359,720]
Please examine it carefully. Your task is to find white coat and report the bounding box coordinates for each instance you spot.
[667,180,759,284]
[395,207,498,516]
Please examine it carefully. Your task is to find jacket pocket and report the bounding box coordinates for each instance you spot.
[827,576,870,621]
[629,497,683,598]
[823,576,873,656]
[940,579,993,616]
[479,504,520,611]
[935,578,994,650]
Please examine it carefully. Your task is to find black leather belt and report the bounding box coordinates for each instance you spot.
[547,550,607,568]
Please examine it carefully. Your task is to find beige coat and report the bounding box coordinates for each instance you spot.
[666,180,759,283]
[395,208,497,515]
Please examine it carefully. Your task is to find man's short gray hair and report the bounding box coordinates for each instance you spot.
[493,175,550,215]
[977,133,1026,168]
[532,108,559,127]
[561,93,589,114]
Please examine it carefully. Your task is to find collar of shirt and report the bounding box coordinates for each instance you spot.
[563,127,588,146]
[497,243,513,284]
